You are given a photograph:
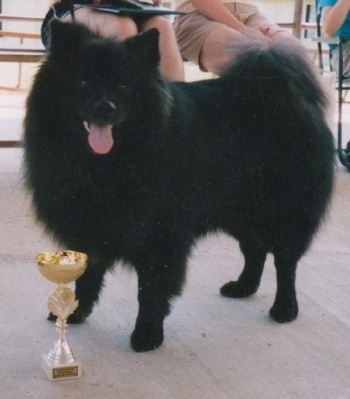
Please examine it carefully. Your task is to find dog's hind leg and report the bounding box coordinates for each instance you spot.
[220,239,267,298]
[269,251,299,323]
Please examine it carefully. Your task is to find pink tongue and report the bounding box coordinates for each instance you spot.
[87,123,114,154]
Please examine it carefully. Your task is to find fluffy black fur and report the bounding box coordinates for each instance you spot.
[24,20,334,352]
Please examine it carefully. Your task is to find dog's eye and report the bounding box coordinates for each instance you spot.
[118,84,126,91]
[80,80,90,88]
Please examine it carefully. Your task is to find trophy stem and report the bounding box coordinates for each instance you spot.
[43,283,81,380]
[47,320,76,365]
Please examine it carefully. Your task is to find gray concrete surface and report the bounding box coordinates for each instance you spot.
[0,87,350,398]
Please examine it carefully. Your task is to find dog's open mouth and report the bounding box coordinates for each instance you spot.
[83,121,114,154]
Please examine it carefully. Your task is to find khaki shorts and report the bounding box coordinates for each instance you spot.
[174,2,279,69]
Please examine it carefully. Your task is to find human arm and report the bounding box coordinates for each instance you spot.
[321,0,350,36]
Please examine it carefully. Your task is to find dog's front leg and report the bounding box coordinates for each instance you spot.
[131,254,187,352]
[52,256,111,324]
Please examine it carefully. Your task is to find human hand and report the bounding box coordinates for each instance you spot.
[259,26,271,36]
[242,26,268,39]
[259,26,288,38]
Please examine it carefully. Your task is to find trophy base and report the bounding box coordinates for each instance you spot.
[42,355,82,381]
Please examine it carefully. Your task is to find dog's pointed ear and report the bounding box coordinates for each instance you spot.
[124,28,160,69]
[47,19,74,55]
[46,19,92,61]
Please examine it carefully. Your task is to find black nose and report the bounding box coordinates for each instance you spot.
[93,100,116,121]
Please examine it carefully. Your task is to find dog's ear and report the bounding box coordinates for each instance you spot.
[46,19,93,61]
[124,28,161,69]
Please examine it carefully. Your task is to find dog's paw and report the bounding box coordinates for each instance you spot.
[130,324,164,352]
[47,307,92,324]
[220,280,258,298]
[269,300,298,323]
[47,312,56,322]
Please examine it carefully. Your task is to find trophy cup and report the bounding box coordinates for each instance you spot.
[36,250,88,381]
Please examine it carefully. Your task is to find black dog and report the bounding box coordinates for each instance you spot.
[24,20,334,352]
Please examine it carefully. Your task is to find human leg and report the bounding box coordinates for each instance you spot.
[174,7,254,75]
[174,11,230,71]
[194,5,304,75]
[175,3,305,75]
[141,15,184,81]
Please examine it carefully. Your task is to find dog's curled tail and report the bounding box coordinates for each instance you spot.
[221,39,334,236]
[221,40,331,142]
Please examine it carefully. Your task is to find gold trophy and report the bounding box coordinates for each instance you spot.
[36,250,88,381]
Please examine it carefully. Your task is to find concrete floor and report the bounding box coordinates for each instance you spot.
[0,76,350,398]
